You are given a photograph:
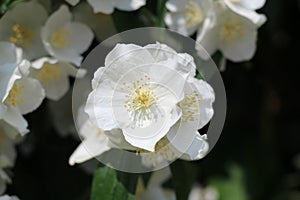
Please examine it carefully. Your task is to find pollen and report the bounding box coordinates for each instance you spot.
[10,24,35,47]
[5,83,25,107]
[51,29,70,48]
[179,91,201,122]
[38,62,62,84]
[184,1,204,28]
[219,20,244,45]
[123,75,160,128]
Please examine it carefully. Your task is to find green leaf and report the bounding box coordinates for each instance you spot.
[171,160,198,200]
[91,166,135,200]
[209,164,249,200]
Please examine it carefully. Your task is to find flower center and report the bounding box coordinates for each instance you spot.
[179,91,201,122]
[184,1,204,28]
[10,24,35,47]
[5,83,25,107]
[123,75,160,128]
[219,20,244,45]
[38,62,62,85]
[51,29,70,48]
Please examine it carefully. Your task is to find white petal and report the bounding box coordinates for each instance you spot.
[238,0,266,10]
[219,14,258,62]
[13,78,45,114]
[123,106,181,151]
[114,0,146,11]
[87,0,114,14]
[225,1,267,26]
[164,12,198,36]
[104,129,136,150]
[65,0,80,6]
[166,0,190,12]
[180,133,209,160]
[3,107,28,136]
[189,78,215,129]
[196,18,219,60]
[69,132,110,165]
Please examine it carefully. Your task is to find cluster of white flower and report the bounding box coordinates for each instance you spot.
[0,1,94,195]
[165,0,267,62]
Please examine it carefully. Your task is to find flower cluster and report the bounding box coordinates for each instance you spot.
[70,42,215,168]
[165,0,267,62]
[0,1,93,195]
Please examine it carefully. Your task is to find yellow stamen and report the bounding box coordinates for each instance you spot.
[10,24,35,47]
[184,1,204,27]
[219,20,244,45]
[51,29,70,48]
[5,83,25,107]
[179,91,201,122]
[38,62,61,84]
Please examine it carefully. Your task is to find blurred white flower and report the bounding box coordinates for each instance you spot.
[30,57,86,101]
[0,1,47,60]
[136,167,175,200]
[69,106,134,165]
[66,0,146,14]
[73,2,118,41]
[0,194,19,200]
[0,169,11,196]
[0,42,45,135]
[188,185,219,200]
[86,42,214,154]
[41,5,94,66]
[165,0,212,36]
[196,7,266,62]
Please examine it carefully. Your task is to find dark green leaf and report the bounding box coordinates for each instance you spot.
[91,166,135,200]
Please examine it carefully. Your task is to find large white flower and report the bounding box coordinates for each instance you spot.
[0,42,45,135]
[165,0,212,36]
[41,5,94,66]
[196,7,266,62]
[65,0,146,14]
[86,42,214,155]
[30,57,86,101]
[0,1,47,60]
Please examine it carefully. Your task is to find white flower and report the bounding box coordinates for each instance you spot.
[0,169,11,196]
[41,5,94,66]
[136,167,176,200]
[30,57,86,101]
[0,42,45,135]
[225,0,266,11]
[188,185,219,200]
[0,1,48,60]
[65,0,146,14]
[0,194,19,200]
[165,0,212,36]
[196,7,266,62]
[86,42,214,155]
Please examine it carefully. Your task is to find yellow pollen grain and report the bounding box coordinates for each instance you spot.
[6,83,25,107]
[179,91,201,122]
[10,24,35,47]
[184,1,204,28]
[219,20,244,45]
[38,62,62,84]
[51,29,70,48]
